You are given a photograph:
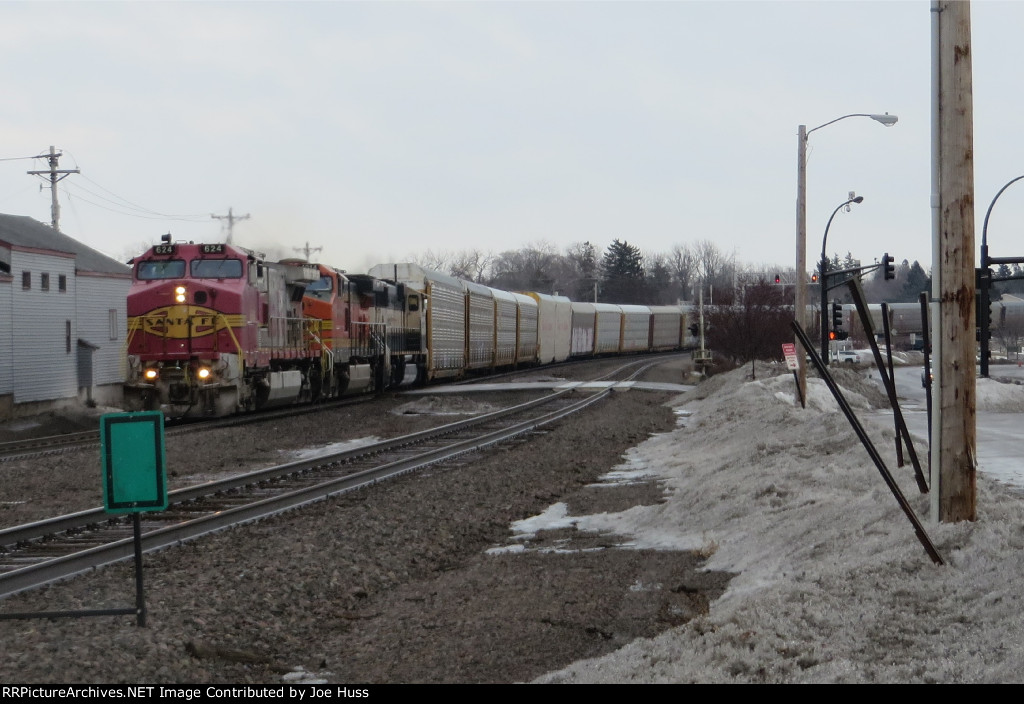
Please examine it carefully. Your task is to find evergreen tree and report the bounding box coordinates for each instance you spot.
[600,239,645,303]
[899,260,931,302]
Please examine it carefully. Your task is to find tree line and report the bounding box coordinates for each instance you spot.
[410,239,934,306]
[408,239,940,371]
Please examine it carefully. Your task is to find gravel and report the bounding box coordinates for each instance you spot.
[0,356,732,684]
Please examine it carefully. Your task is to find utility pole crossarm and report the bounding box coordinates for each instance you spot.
[211,207,250,245]
[26,145,79,232]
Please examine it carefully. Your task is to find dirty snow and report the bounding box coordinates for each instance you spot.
[522,364,1024,683]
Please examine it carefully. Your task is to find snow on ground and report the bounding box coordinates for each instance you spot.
[525,364,1024,683]
[976,376,1024,413]
[390,397,499,416]
[285,436,383,460]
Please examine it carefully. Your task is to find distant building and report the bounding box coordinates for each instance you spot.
[0,214,130,418]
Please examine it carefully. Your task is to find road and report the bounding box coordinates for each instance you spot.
[876,365,1024,493]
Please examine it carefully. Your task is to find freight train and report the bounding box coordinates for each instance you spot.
[123,240,698,418]
[833,298,1024,341]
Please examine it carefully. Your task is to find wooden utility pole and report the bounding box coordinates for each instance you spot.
[935,0,976,521]
[293,241,322,261]
[211,207,250,244]
[26,145,79,232]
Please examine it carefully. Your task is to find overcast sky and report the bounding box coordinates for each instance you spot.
[2,0,1021,277]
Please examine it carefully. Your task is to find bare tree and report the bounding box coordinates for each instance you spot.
[691,240,737,304]
[560,241,599,301]
[449,249,493,283]
[411,249,455,274]
[667,244,694,303]
[705,278,791,379]
[644,252,674,305]
[488,241,561,293]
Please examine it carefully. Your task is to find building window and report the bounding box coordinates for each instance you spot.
[22,271,30,289]
[66,320,71,354]
[58,274,67,292]
[109,309,118,340]
[40,273,50,291]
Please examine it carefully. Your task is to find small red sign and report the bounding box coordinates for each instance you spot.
[782,343,799,370]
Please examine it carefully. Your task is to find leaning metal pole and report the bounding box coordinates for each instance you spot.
[791,320,943,566]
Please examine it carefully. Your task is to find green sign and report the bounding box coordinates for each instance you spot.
[100,411,168,513]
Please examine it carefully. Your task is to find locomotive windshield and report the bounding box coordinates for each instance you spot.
[137,259,186,280]
[191,259,244,279]
[305,275,334,300]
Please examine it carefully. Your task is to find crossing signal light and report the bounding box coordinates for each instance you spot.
[882,253,895,280]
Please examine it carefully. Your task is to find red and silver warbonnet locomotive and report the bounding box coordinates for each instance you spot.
[124,236,411,418]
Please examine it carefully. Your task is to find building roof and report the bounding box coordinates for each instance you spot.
[0,213,130,277]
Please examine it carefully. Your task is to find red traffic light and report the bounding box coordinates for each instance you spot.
[774,274,781,284]
[828,331,837,341]
[811,273,818,283]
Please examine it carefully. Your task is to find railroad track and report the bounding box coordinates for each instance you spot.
[0,353,683,462]
[0,356,678,603]
[0,394,376,462]
[0,386,616,601]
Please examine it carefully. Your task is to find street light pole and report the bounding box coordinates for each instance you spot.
[795,113,897,401]
[820,195,864,364]
[979,174,1024,377]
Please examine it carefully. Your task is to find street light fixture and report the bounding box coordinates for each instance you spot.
[795,112,897,399]
[820,195,864,364]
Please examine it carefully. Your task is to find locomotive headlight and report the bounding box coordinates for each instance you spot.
[174,285,187,303]
[197,367,212,380]
[144,368,159,381]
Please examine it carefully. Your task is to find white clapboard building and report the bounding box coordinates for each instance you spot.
[0,214,130,418]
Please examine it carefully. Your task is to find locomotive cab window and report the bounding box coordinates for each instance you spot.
[191,258,243,279]
[137,259,186,280]
[306,274,333,300]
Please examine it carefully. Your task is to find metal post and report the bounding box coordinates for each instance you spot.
[979,173,1024,378]
[133,513,146,627]
[821,255,829,364]
[796,125,808,403]
[819,195,863,363]
[796,114,895,401]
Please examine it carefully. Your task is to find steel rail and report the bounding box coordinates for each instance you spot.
[0,388,610,600]
[0,388,575,549]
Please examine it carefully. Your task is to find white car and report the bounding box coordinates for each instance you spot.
[837,350,861,364]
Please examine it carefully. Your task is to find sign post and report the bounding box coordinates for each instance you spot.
[100,411,167,627]
[0,411,167,625]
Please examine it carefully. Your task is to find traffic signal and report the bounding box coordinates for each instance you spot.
[832,301,843,329]
[688,323,699,337]
[828,331,837,341]
[882,253,895,280]
[774,274,781,284]
[975,267,991,339]
[811,273,818,283]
